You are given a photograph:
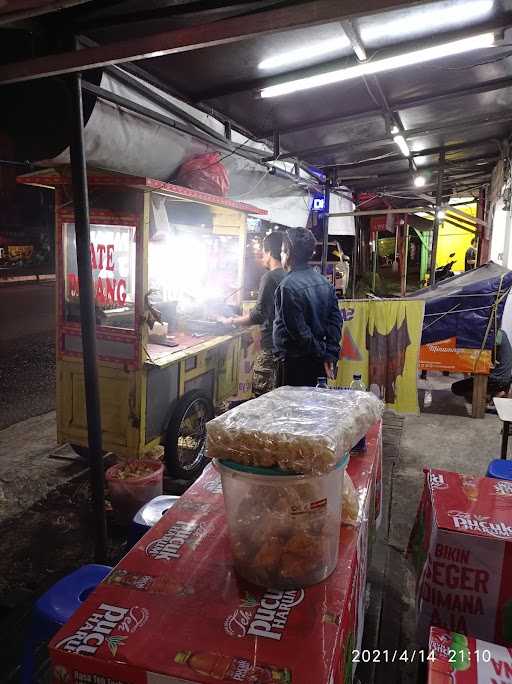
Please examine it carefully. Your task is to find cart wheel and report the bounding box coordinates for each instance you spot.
[165,390,214,481]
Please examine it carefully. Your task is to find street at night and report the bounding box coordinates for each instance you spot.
[0,280,55,429]
[2,1,512,683]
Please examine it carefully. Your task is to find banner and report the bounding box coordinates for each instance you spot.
[229,302,261,402]
[419,337,491,373]
[335,299,425,414]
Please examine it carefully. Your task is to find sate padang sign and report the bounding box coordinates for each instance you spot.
[335,299,425,414]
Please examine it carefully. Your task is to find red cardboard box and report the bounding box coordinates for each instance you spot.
[409,470,512,648]
[49,426,381,684]
[427,626,512,683]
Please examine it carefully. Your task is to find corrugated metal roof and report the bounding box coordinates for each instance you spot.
[2,0,512,203]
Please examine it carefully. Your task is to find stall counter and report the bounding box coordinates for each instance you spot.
[49,423,382,684]
[144,331,245,367]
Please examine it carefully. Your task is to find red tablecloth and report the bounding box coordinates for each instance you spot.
[49,423,382,684]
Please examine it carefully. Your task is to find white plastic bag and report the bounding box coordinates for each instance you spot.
[207,386,383,474]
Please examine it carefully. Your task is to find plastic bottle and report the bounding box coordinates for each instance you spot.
[316,377,329,389]
[174,650,291,682]
[349,373,366,391]
[350,373,367,452]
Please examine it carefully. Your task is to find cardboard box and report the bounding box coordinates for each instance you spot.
[49,423,382,684]
[409,470,512,647]
[427,626,512,683]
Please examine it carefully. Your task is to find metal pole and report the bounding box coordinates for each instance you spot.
[401,223,409,296]
[327,206,435,218]
[503,207,512,269]
[372,230,378,292]
[69,72,108,563]
[429,149,445,287]
[351,221,358,299]
[321,184,330,276]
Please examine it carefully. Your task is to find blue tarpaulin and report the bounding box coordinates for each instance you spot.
[408,262,512,349]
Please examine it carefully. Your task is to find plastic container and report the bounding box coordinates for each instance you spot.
[127,495,180,549]
[216,455,348,589]
[349,375,367,452]
[106,460,164,524]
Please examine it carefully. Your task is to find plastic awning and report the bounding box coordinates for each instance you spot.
[409,261,512,348]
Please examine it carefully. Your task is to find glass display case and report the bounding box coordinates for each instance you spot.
[63,222,136,328]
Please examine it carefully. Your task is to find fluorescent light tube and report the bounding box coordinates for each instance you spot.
[393,134,410,157]
[261,32,494,98]
[360,0,494,43]
[259,36,350,70]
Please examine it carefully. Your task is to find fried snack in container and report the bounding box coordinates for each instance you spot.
[342,472,360,525]
[217,458,347,589]
[207,386,383,474]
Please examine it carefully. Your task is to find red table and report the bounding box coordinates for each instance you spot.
[49,423,382,684]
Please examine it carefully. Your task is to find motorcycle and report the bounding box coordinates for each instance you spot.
[434,252,456,282]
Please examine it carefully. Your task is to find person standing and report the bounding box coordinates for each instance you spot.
[222,231,285,396]
[273,227,343,387]
[465,237,477,271]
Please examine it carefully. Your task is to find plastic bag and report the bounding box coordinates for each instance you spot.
[342,472,359,525]
[175,152,229,196]
[207,386,384,474]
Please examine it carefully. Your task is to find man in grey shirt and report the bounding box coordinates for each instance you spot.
[222,231,285,396]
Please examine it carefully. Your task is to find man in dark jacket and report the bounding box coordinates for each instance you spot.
[273,227,343,387]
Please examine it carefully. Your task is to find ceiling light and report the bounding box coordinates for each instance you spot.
[261,32,494,97]
[393,134,410,157]
[414,175,427,187]
[360,0,494,44]
[437,209,446,220]
[258,36,350,70]
[390,125,399,135]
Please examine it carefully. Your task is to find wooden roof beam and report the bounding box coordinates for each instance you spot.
[0,0,434,85]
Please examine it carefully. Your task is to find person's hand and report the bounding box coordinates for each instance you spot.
[218,316,232,326]
[324,360,335,380]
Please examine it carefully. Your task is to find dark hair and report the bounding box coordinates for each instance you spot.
[283,227,316,265]
[262,231,283,260]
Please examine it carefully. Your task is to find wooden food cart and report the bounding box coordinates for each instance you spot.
[18,167,266,479]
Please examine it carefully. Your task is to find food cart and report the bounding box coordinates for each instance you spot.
[18,167,266,479]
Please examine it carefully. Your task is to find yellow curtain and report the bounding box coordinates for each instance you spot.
[335,299,425,414]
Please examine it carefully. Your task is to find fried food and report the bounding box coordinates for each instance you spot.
[228,480,339,588]
[207,386,383,474]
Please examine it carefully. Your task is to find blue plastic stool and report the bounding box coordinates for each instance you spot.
[127,495,180,548]
[486,459,512,480]
[21,564,111,684]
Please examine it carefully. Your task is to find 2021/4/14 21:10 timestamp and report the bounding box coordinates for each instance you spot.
[352,649,492,663]
[447,648,492,663]
[352,650,436,663]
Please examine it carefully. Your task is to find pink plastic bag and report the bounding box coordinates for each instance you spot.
[175,152,229,197]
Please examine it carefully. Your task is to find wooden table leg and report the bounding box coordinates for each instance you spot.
[502,421,510,460]
[471,373,488,419]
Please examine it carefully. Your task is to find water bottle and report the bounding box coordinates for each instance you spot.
[316,377,329,389]
[350,373,366,391]
[350,373,367,452]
